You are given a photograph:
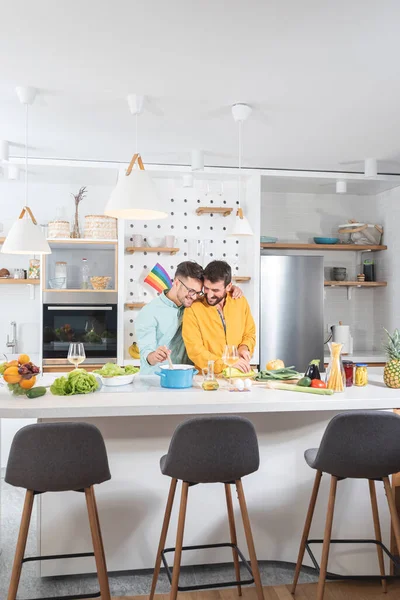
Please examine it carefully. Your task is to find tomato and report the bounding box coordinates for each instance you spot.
[310,379,327,389]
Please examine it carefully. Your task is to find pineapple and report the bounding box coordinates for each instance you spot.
[383,329,400,388]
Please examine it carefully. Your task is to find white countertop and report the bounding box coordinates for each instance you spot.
[0,370,399,418]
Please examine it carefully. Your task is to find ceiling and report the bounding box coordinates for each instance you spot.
[1,0,400,173]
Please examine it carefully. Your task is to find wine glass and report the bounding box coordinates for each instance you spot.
[222,345,239,387]
[67,343,86,369]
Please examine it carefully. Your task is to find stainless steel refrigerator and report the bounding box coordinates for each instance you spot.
[260,255,324,372]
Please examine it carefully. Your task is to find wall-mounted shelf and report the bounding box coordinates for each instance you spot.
[261,242,387,251]
[233,276,251,282]
[42,288,117,293]
[125,246,179,255]
[0,278,40,285]
[324,281,387,287]
[48,239,118,250]
[125,302,146,309]
[196,207,233,217]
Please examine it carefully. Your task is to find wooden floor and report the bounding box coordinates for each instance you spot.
[113,580,400,600]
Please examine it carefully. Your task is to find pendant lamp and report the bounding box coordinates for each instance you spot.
[104,95,168,220]
[2,87,51,255]
[228,103,253,237]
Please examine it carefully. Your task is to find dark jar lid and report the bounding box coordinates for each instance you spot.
[342,360,354,366]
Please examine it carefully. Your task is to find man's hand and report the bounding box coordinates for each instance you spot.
[233,357,251,373]
[238,344,251,362]
[231,285,243,299]
[147,346,171,366]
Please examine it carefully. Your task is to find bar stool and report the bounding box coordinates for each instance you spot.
[149,415,264,600]
[5,422,112,600]
[291,410,400,600]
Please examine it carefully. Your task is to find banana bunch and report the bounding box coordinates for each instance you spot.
[129,342,140,359]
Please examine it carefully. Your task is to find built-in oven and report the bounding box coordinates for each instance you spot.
[42,296,118,365]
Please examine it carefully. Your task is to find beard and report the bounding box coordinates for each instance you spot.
[206,292,226,306]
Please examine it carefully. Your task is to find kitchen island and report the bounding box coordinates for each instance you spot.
[0,370,399,579]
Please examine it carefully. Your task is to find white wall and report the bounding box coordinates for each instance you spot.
[261,191,387,351]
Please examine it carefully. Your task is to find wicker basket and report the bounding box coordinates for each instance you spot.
[84,215,117,240]
[48,220,70,239]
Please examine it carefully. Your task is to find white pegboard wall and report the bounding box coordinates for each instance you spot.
[123,177,258,359]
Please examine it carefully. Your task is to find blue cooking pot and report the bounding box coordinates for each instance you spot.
[155,364,198,389]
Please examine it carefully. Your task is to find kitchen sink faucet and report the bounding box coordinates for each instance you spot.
[6,321,18,354]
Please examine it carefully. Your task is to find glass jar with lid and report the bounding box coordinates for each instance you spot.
[355,363,368,387]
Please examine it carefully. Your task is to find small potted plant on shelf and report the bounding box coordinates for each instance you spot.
[70,186,87,239]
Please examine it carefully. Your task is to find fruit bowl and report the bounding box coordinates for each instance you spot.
[0,354,41,396]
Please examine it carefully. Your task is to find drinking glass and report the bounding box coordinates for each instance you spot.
[222,345,239,387]
[67,343,86,369]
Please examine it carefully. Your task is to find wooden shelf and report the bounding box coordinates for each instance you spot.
[125,302,146,309]
[233,276,251,282]
[125,246,179,255]
[0,278,40,284]
[48,239,117,250]
[261,243,387,251]
[43,288,117,293]
[196,207,233,217]
[324,281,387,287]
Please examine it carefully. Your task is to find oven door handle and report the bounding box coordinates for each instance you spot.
[47,306,114,311]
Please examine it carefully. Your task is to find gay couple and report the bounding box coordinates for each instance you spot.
[135,260,256,375]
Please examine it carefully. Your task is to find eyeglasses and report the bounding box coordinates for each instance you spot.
[178,279,204,299]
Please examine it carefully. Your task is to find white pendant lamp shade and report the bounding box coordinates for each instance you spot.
[1,86,51,255]
[228,208,253,237]
[105,155,167,220]
[183,173,194,188]
[2,207,50,255]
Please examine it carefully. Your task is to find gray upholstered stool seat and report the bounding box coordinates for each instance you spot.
[150,416,264,600]
[6,421,111,492]
[292,410,400,600]
[159,416,259,483]
[6,422,111,600]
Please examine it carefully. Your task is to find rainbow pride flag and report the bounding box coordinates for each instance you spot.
[144,263,173,293]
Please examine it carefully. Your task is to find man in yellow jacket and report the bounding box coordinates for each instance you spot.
[182,260,256,374]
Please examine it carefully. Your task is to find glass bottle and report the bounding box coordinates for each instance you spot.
[202,360,219,391]
[81,258,90,289]
[326,342,346,393]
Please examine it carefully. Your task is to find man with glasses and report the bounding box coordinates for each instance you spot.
[135,261,242,374]
[182,260,255,375]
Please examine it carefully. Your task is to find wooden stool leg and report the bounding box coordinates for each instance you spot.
[150,478,178,600]
[170,481,189,600]
[384,476,400,581]
[390,472,400,575]
[369,480,387,593]
[7,490,34,600]
[316,476,338,600]
[235,479,264,600]
[225,483,242,596]
[85,486,111,600]
[291,470,322,595]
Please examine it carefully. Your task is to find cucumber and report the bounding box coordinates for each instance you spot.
[26,386,47,399]
[297,377,312,387]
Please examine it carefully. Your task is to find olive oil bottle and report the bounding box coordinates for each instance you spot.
[202,360,219,391]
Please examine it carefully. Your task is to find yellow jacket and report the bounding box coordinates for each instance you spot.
[182,295,256,374]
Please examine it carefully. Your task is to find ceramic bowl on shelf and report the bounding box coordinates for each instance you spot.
[260,236,278,243]
[313,237,339,245]
[146,237,164,247]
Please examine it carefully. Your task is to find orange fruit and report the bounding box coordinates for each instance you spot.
[18,354,30,365]
[3,366,22,384]
[7,360,18,367]
[20,377,36,390]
